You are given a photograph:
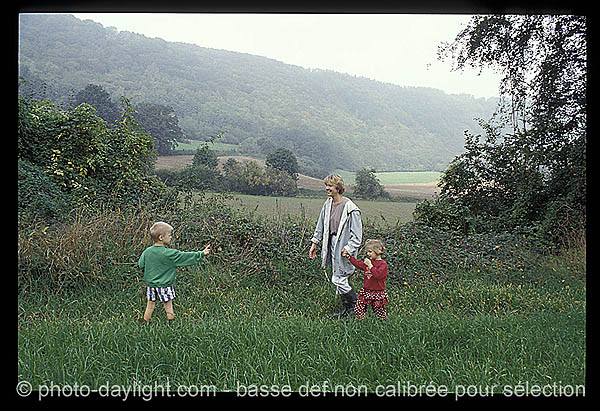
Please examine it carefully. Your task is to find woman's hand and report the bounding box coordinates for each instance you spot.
[309,242,317,259]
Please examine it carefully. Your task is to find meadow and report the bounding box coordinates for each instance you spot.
[222,193,417,226]
[174,140,239,154]
[17,193,586,398]
[333,169,441,185]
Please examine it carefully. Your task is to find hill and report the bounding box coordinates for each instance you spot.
[18,13,499,175]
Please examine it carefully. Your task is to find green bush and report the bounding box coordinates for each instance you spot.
[18,159,68,221]
[19,191,573,295]
[18,95,165,215]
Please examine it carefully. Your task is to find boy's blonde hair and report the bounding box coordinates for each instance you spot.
[324,173,345,194]
[150,221,173,242]
[365,239,385,255]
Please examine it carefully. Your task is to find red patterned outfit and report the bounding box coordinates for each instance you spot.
[348,257,389,320]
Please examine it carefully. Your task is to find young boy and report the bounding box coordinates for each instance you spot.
[342,239,388,320]
[138,221,211,323]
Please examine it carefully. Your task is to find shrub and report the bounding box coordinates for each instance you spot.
[18,95,165,215]
[18,159,68,221]
[18,206,152,292]
[18,190,567,295]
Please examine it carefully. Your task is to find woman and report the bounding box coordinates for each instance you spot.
[309,173,363,318]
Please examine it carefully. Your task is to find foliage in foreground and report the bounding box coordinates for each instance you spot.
[18,194,584,296]
[18,195,585,391]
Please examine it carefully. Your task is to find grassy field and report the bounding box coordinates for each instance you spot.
[17,200,586,398]
[18,258,586,396]
[174,140,239,153]
[334,169,441,185]
[223,193,417,225]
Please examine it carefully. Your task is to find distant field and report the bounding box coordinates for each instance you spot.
[219,193,417,225]
[334,169,441,185]
[174,140,239,152]
[155,155,440,201]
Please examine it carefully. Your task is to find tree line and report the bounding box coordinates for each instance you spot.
[18,14,586,250]
[18,79,304,222]
[154,145,301,197]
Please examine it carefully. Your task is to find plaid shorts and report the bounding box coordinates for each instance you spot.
[146,286,176,302]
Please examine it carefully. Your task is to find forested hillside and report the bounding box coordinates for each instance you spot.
[18,13,499,174]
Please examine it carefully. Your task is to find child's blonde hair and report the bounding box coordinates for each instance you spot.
[324,173,345,194]
[365,239,385,255]
[150,221,173,242]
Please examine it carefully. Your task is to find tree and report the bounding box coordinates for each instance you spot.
[183,143,221,191]
[241,161,270,196]
[71,84,120,125]
[438,15,585,140]
[354,168,388,200]
[222,158,244,192]
[134,103,185,155]
[266,166,298,197]
[192,145,219,169]
[265,147,299,181]
[418,15,586,242]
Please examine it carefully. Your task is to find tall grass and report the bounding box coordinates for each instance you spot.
[18,205,153,293]
[17,196,586,394]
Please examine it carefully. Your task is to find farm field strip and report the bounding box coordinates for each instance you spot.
[155,155,440,201]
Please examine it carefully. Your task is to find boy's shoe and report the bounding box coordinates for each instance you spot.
[138,318,150,324]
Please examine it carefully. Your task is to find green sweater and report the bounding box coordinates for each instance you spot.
[138,245,204,288]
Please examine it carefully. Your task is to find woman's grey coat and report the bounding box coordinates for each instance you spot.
[311,197,363,292]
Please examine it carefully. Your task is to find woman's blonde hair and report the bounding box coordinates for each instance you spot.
[365,239,385,255]
[324,173,345,194]
[150,221,173,242]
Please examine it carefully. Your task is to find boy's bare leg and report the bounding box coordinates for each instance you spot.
[144,300,156,321]
[163,300,175,321]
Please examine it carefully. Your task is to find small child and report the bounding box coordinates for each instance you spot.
[138,221,211,323]
[342,239,388,320]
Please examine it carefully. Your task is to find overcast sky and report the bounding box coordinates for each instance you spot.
[71,13,502,98]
